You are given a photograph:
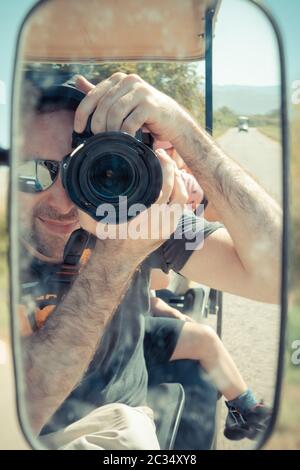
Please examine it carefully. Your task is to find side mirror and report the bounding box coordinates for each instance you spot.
[6,0,288,451]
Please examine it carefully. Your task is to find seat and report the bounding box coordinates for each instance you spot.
[156,286,209,321]
[149,284,219,449]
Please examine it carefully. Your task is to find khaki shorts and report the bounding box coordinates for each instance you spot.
[40,403,160,450]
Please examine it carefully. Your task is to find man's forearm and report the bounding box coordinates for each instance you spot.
[174,121,282,285]
[22,240,144,434]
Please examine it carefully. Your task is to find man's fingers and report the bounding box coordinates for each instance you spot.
[168,167,189,207]
[155,149,175,205]
[119,105,148,136]
[75,75,95,95]
[74,73,126,133]
[92,88,142,134]
[74,80,113,133]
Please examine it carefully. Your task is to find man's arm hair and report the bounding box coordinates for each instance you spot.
[21,239,144,435]
[173,122,282,303]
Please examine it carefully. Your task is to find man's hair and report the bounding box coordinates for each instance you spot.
[22,78,84,116]
[36,101,76,114]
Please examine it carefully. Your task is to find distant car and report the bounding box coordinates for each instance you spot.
[238,116,249,132]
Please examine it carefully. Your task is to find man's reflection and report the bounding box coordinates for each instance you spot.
[17,73,280,449]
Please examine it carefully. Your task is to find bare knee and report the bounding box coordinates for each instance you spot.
[186,322,218,344]
[171,322,220,361]
[197,323,218,343]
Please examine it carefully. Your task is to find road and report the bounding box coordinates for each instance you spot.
[210,128,282,449]
[217,127,282,202]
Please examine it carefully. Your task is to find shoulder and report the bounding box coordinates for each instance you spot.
[146,211,223,272]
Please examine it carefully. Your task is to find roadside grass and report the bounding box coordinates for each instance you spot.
[214,103,297,451]
[257,125,281,142]
[213,125,231,139]
[213,107,237,139]
[291,104,300,303]
[0,264,8,338]
[0,214,9,338]
[285,306,300,385]
[265,305,300,449]
[265,382,300,449]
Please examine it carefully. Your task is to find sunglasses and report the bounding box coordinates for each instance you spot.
[18,159,62,193]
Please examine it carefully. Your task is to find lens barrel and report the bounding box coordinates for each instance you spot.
[62,131,162,224]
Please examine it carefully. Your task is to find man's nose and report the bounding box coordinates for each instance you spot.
[47,175,75,214]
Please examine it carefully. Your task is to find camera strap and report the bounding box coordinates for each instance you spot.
[19,229,96,335]
[136,130,154,148]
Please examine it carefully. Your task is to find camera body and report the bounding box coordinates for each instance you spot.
[61,118,163,224]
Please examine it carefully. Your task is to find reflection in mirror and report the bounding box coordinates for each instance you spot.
[211,0,282,450]
[10,0,283,450]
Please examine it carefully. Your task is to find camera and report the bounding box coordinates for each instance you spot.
[61,117,163,224]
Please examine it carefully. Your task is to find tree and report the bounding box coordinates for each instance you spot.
[24,61,205,125]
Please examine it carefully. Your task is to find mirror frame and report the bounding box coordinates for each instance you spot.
[7,0,289,450]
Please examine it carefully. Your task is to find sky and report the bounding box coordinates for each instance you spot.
[0,0,299,147]
[213,0,280,86]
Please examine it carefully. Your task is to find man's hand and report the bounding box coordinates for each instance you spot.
[78,149,188,256]
[74,74,192,143]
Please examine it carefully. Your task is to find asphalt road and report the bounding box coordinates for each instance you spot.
[211,128,282,449]
[217,127,282,203]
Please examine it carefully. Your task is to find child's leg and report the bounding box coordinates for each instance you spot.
[169,321,272,441]
[170,321,248,401]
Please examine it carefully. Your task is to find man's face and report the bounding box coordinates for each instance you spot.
[20,109,80,261]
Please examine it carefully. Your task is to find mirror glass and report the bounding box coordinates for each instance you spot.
[211,0,282,450]
[10,0,283,450]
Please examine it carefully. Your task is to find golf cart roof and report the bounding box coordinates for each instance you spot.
[22,0,221,63]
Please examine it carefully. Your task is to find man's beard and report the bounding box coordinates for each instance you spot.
[21,203,80,260]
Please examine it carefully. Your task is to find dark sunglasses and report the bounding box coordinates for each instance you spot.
[18,159,63,193]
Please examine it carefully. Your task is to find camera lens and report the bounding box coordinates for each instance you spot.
[62,131,162,223]
[89,154,137,200]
